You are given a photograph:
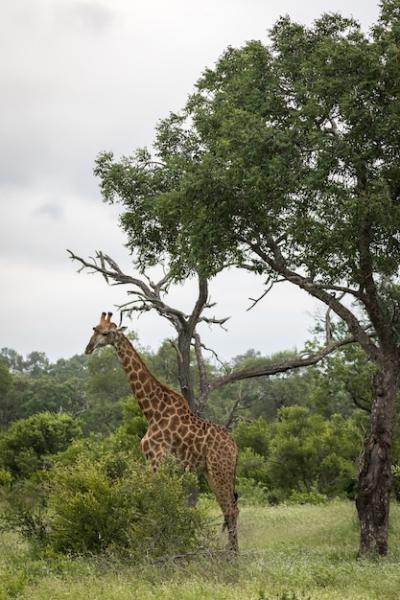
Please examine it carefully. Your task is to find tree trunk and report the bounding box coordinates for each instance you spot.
[177,330,195,410]
[356,358,398,556]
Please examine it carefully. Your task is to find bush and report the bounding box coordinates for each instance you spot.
[234,418,270,458]
[392,464,400,501]
[0,413,82,479]
[237,447,269,484]
[46,456,205,558]
[2,447,207,560]
[266,407,359,498]
[286,488,328,506]
[0,474,48,542]
[236,477,268,505]
[0,468,12,486]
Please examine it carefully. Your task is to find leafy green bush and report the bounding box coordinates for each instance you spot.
[232,408,361,504]
[234,418,270,458]
[266,407,359,498]
[0,413,82,479]
[237,447,269,484]
[112,395,148,450]
[286,488,328,505]
[236,477,268,505]
[46,456,205,557]
[0,474,48,542]
[2,440,207,560]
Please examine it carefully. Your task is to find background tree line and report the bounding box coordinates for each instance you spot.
[2,337,399,506]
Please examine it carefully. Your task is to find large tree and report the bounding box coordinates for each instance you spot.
[92,2,400,555]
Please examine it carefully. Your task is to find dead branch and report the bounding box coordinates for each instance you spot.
[196,341,229,373]
[224,383,249,429]
[68,248,230,409]
[238,236,379,361]
[324,292,345,344]
[199,336,356,405]
[247,280,274,311]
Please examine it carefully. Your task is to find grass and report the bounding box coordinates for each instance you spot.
[1,500,400,599]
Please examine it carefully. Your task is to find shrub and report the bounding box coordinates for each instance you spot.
[0,475,48,542]
[234,418,270,458]
[0,468,12,486]
[48,455,206,557]
[237,447,269,484]
[236,477,268,505]
[266,407,359,497]
[2,448,207,559]
[286,488,328,506]
[0,413,82,479]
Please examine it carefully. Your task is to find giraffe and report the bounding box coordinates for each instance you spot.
[84,311,239,551]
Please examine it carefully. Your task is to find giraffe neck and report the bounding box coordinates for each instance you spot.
[113,333,190,422]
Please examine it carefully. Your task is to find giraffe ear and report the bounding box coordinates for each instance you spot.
[118,326,127,333]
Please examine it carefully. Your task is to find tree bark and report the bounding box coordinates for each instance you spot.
[176,329,195,409]
[356,357,399,556]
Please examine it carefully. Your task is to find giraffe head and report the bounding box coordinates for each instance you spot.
[85,312,125,354]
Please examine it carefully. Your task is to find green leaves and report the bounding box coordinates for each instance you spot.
[93,3,400,294]
[0,412,82,479]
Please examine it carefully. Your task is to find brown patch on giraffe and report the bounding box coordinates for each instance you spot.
[177,424,189,437]
[140,398,151,411]
[137,370,147,383]
[143,380,153,394]
[162,429,173,444]
[169,415,179,430]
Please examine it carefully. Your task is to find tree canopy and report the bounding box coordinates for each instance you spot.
[96,4,400,291]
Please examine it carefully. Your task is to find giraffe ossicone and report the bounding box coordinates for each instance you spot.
[85,311,239,552]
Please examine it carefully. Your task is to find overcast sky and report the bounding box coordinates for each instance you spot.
[0,0,380,362]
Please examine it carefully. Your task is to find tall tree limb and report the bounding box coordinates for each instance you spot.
[198,336,355,405]
[240,237,379,362]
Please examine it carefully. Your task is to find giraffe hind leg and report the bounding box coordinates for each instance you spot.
[222,491,239,531]
[206,459,239,552]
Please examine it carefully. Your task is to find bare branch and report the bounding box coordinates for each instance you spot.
[311,282,362,298]
[199,315,231,329]
[199,336,356,405]
[187,277,209,334]
[324,292,345,344]
[247,280,274,311]
[224,383,251,430]
[196,342,229,373]
[325,306,333,344]
[238,237,379,361]
[225,395,243,430]
[67,248,188,328]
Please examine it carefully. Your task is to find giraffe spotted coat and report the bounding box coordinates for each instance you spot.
[85,312,239,551]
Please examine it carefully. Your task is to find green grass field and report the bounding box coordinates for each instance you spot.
[1,500,400,600]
